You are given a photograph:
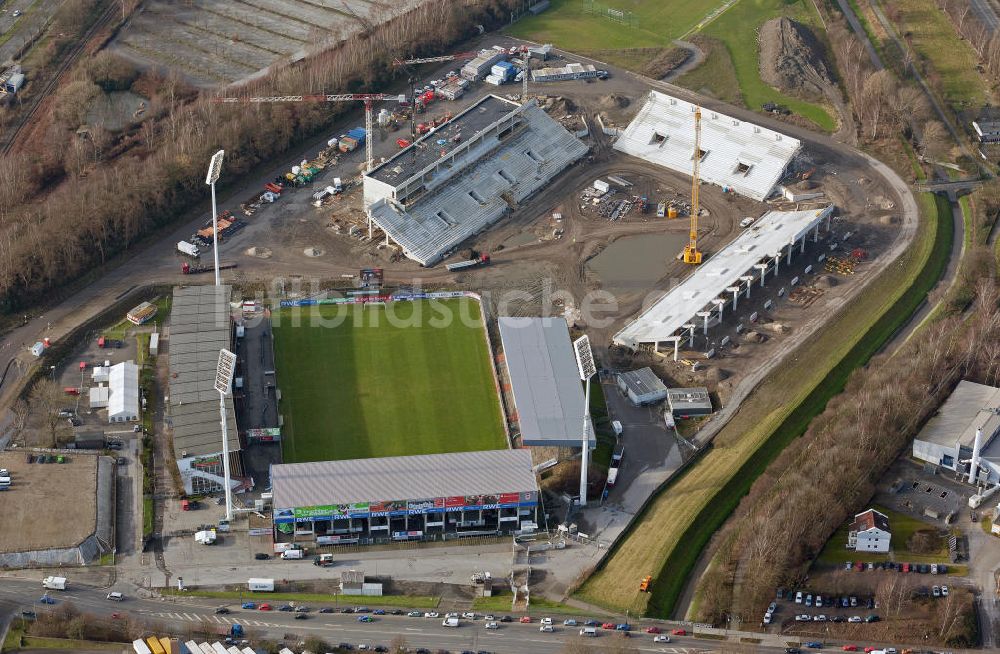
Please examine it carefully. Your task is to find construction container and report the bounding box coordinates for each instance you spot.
[484,74,503,86]
[667,207,678,219]
[593,179,610,193]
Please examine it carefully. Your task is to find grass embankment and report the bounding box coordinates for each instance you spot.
[472,594,575,614]
[817,505,963,568]
[671,37,742,106]
[164,588,440,608]
[576,192,953,617]
[682,0,835,130]
[273,298,506,462]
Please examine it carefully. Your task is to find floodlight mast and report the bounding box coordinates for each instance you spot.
[573,335,597,508]
[215,348,237,521]
[205,150,225,286]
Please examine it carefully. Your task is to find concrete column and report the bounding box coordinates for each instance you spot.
[800,235,806,254]
[697,311,712,336]
[826,212,832,231]
[740,275,754,299]
[773,253,780,275]
[787,242,792,265]
[367,212,373,239]
[755,263,768,287]
[671,337,680,362]
[814,224,820,242]
[711,298,725,320]
[684,323,696,347]
[727,286,740,310]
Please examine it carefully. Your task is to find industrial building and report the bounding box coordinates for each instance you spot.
[613,206,834,352]
[531,62,605,83]
[616,368,668,406]
[168,285,243,494]
[270,449,539,545]
[912,380,1000,485]
[614,90,800,201]
[364,95,587,266]
[87,361,139,422]
[496,316,594,450]
[666,388,713,418]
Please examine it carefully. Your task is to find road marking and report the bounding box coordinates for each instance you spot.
[404,628,424,631]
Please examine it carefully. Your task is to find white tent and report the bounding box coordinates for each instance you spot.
[108,360,139,422]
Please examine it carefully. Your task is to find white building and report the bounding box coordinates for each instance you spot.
[912,380,1000,486]
[616,368,668,406]
[847,509,891,553]
[107,361,140,422]
[613,90,800,201]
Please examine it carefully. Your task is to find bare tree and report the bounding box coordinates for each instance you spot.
[30,378,71,447]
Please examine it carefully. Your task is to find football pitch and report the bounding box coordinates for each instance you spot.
[272,298,508,462]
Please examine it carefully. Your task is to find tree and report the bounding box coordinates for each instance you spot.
[30,378,71,447]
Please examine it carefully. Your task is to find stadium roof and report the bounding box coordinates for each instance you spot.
[916,380,1000,449]
[365,98,587,266]
[614,207,832,349]
[168,285,239,458]
[270,449,538,508]
[614,90,800,201]
[497,317,594,448]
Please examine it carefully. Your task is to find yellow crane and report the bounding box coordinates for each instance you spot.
[683,107,703,264]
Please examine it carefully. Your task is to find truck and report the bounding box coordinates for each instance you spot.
[194,529,217,545]
[280,548,304,560]
[446,253,491,271]
[605,467,619,489]
[42,576,67,590]
[339,127,367,153]
[181,261,238,275]
[314,553,335,567]
[177,241,200,258]
[247,578,274,592]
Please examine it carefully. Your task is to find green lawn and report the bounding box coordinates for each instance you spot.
[273,298,506,462]
[508,0,715,50]
[672,37,743,106]
[472,593,578,614]
[816,504,961,567]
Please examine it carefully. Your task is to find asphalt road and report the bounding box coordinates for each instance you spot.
[0,579,793,654]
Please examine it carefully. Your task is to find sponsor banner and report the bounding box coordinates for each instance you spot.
[191,454,221,469]
[392,530,423,540]
[294,505,334,520]
[247,427,281,442]
[316,535,359,545]
[273,508,295,524]
[407,498,443,512]
[499,492,520,504]
[282,291,472,308]
[445,496,465,508]
[279,299,316,307]
[248,527,271,536]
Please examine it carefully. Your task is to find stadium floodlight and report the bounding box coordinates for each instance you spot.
[216,348,237,521]
[573,335,596,508]
[205,150,225,286]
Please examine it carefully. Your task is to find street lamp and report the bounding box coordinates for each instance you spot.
[573,335,597,508]
[215,347,237,521]
[205,150,225,287]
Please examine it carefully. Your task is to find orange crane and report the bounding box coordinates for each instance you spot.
[683,107,703,265]
[215,93,407,173]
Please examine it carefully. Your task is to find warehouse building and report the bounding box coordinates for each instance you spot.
[912,380,1000,485]
[168,285,243,494]
[364,95,587,266]
[531,62,605,83]
[270,449,539,546]
[497,316,594,451]
[613,206,833,352]
[461,48,506,81]
[614,90,800,201]
[87,361,139,422]
[666,387,713,418]
[616,367,668,406]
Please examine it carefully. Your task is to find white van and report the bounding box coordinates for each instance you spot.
[280,548,304,560]
[106,592,124,601]
[611,420,623,436]
[441,617,459,628]
[579,626,597,637]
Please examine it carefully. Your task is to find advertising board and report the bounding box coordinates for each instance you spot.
[247,428,281,442]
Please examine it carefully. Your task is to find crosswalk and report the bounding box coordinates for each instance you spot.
[141,610,277,628]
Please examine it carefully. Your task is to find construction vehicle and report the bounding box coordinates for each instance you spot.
[639,575,653,592]
[446,253,491,271]
[181,261,237,275]
[396,138,412,149]
[217,94,406,173]
[177,241,200,258]
[683,107,703,264]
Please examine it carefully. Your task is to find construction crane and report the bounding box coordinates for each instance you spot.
[683,107,703,265]
[391,51,479,67]
[215,93,406,173]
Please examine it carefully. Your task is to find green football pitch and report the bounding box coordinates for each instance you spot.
[272,298,507,462]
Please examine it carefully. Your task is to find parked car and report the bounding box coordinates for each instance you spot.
[539,625,553,633]
[602,622,616,630]
[805,594,813,607]
[294,613,308,620]
[241,602,256,609]
[842,646,858,652]
[254,553,270,560]
[520,616,532,624]
[813,615,827,622]
[500,616,513,622]
[805,642,823,649]
[540,617,553,625]
[848,616,863,623]
[214,607,230,614]
[653,635,671,643]
[645,626,661,634]
[564,619,578,626]
[485,622,499,630]
[832,616,846,623]
[768,602,777,613]
[357,615,374,623]
[279,605,294,612]
[795,591,803,604]
[942,585,949,597]
[373,609,385,615]
[850,596,858,607]
[796,614,811,622]
[407,611,422,617]
[424,612,439,618]
[671,629,687,636]
[258,604,272,611]
[865,615,880,623]
[319,607,334,613]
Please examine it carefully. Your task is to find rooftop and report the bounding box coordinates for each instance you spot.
[915,380,1000,449]
[667,387,713,409]
[368,95,520,186]
[614,90,800,201]
[270,449,538,508]
[613,207,832,348]
[851,509,890,533]
[168,285,239,458]
[497,317,594,448]
[618,368,667,397]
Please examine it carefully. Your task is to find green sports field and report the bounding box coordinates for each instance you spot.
[272,298,507,462]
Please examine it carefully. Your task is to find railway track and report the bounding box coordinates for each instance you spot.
[0,2,117,156]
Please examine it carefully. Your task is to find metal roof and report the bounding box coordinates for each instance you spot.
[270,449,538,508]
[168,285,239,458]
[916,380,1000,449]
[107,360,139,419]
[497,317,594,448]
[666,387,713,412]
[617,367,667,398]
[613,207,832,349]
[614,90,800,201]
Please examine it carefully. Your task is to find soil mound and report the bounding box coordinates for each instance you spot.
[705,367,730,383]
[599,94,630,110]
[743,331,766,343]
[815,275,838,288]
[303,247,324,257]
[246,246,272,258]
[759,17,836,100]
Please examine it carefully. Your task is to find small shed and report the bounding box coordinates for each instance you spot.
[89,386,110,409]
[616,367,668,406]
[666,387,713,418]
[340,569,365,594]
[92,365,110,383]
[74,430,106,450]
[149,332,159,357]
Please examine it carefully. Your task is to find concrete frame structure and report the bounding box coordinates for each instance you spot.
[613,207,833,350]
[364,95,587,266]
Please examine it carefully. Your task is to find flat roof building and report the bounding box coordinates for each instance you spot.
[666,387,713,418]
[497,316,593,449]
[616,368,668,406]
[107,360,140,423]
[613,206,833,351]
[531,62,604,83]
[913,380,1000,485]
[364,96,587,266]
[168,285,242,495]
[614,90,800,201]
[270,449,539,545]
